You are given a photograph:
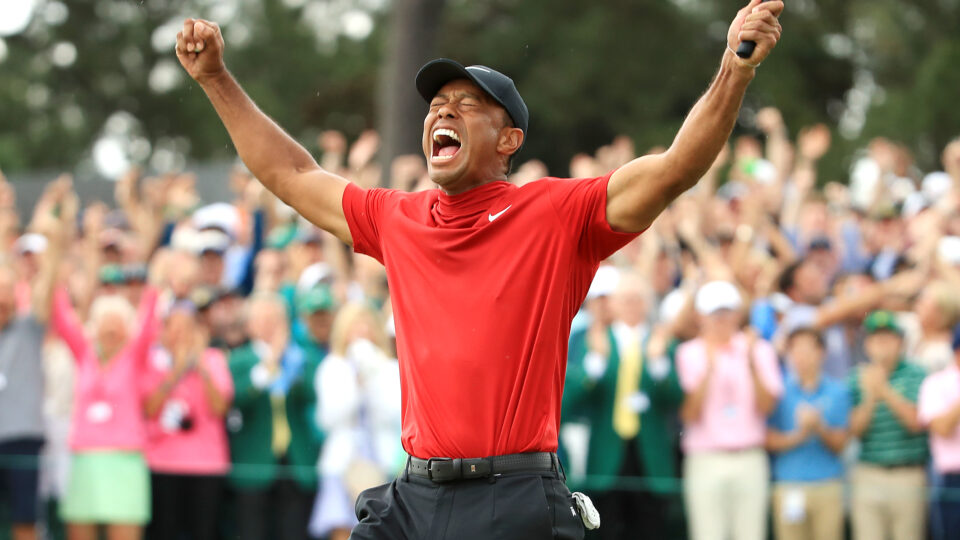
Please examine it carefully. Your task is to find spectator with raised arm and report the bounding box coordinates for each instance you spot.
[0,178,71,540]
[53,269,159,539]
[909,281,960,373]
[777,257,926,377]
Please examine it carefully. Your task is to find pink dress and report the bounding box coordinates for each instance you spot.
[142,347,234,475]
[52,287,159,452]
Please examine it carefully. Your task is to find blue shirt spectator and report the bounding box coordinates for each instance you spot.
[768,349,851,481]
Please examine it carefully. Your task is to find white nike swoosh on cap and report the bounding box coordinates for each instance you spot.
[488,205,512,222]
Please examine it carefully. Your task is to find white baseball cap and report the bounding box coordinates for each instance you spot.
[658,288,687,323]
[922,171,953,202]
[194,230,231,255]
[193,203,239,238]
[15,233,47,255]
[296,262,333,293]
[586,265,620,300]
[939,236,960,266]
[695,280,742,315]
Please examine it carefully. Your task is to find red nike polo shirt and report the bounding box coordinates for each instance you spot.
[342,171,638,459]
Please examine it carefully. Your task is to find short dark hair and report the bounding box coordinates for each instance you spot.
[778,260,803,294]
[786,326,825,349]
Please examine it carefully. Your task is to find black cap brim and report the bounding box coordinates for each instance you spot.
[417,59,486,104]
[415,58,525,135]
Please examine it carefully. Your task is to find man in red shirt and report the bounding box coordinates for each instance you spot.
[175,1,783,537]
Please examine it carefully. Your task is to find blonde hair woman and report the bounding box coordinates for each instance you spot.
[911,281,960,372]
[52,286,159,540]
[309,303,401,540]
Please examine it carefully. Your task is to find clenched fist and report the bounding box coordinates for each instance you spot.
[727,0,784,68]
[175,18,226,83]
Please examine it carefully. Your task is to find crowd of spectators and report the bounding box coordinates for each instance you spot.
[0,111,958,540]
[562,110,960,540]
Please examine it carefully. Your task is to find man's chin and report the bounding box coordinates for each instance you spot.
[428,167,462,188]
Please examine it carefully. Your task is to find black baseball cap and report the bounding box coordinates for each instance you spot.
[415,59,529,137]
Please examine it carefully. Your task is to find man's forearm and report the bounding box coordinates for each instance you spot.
[605,51,757,232]
[814,285,884,329]
[199,71,320,197]
[32,232,63,322]
[661,52,755,195]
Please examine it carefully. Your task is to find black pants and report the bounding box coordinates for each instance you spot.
[351,464,584,539]
[934,472,960,540]
[586,438,672,540]
[233,478,315,540]
[147,472,223,540]
[0,438,44,524]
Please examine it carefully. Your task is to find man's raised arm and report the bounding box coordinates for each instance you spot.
[175,19,352,244]
[605,0,784,233]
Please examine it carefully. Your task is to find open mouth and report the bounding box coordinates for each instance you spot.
[431,128,462,162]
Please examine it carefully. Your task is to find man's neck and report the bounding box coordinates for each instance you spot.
[437,172,508,196]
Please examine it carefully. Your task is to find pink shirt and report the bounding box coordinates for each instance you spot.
[142,347,234,475]
[677,333,784,454]
[918,364,960,473]
[52,287,159,452]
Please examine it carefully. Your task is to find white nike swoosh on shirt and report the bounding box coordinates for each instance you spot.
[488,205,512,222]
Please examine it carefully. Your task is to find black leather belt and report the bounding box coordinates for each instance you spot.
[407,452,558,483]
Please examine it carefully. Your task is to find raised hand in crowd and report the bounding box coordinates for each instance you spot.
[115,166,165,256]
[318,130,348,177]
[943,138,960,183]
[28,176,75,322]
[754,106,792,185]
[389,154,428,191]
[347,129,380,186]
[796,123,831,164]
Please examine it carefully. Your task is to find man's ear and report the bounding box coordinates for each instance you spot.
[497,127,524,158]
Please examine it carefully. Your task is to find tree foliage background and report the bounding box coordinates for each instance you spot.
[0,0,958,183]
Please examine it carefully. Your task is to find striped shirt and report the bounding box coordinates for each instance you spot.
[849,360,928,466]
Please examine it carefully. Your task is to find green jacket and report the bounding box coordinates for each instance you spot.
[562,326,684,494]
[226,342,323,491]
